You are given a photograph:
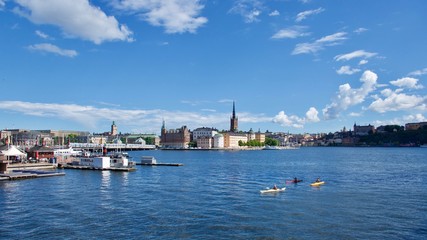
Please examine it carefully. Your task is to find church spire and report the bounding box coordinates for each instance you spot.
[232,101,236,118]
[230,101,238,132]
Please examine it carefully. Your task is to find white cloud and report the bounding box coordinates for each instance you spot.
[229,0,263,23]
[0,101,273,133]
[28,43,78,57]
[359,59,368,65]
[306,107,320,122]
[292,32,347,55]
[403,114,427,123]
[334,50,377,61]
[273,111,304,128]
[354,27,368,34]
[273,107,319,129]
[14,0,133,44]
[269,10,280,16]
[349,112,362,117]
[323,70,378,120]
[35,30,49,39]
[336,65,361,75]
[271,26,309,39]
[295,7,324,22]
[390,77,423,89]
[0,0,5,9]
[368,90,426,113]
[408,67,427,76]
[114,0,207,33]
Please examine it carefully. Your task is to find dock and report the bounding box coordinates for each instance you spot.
[136,163,183,166]
[138,156,183,167]
[0,170,65,181]
[61,164,136,172]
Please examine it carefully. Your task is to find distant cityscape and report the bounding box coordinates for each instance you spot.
[1,102,427,154]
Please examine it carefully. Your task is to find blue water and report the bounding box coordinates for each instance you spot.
[1,147,426,239]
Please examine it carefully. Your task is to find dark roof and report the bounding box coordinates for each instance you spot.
[28,145,54,152]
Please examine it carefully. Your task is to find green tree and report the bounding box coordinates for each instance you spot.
[143,137,155,145]
[264,138,279,146]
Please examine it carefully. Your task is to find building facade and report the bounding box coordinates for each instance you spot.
[405,122,427,131]
[161,122,191,149]
[197,136,213,149]
[353,123,375,136]
[192,127,218,141]
[223,132,247,148]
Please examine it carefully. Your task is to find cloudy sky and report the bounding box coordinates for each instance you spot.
[0,0,426,134]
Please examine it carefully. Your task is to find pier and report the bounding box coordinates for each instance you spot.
[137,156,183,167]
[136,163,183,166]
[69,143,156,152]
[0,170,65,181]
[60,164,136,172]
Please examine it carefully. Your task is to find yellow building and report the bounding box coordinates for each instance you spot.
[223,132,247,148]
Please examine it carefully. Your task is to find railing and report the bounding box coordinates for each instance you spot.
[69,143,156,150]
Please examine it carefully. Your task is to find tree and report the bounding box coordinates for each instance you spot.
[143,137,155,145]
[264,138,279,146]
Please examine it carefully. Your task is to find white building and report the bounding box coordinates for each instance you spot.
[213,134,224,148]
[192,127,218,141]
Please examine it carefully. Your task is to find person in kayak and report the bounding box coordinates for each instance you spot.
[273,184,278,190]
[315,178,321,182]
[294,177,298,182]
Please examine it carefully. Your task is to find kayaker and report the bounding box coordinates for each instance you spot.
[273,184,278,190]
[294,177,298,182]
[315,178,321,182]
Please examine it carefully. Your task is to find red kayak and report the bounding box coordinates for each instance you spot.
[286,179,303,184]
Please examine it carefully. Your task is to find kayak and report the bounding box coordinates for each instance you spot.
[286,179,303,184]
[310,181,325,187]
[260,187,286,194]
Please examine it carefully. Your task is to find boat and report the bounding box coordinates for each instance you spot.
[54,147,82,156]
[260,187,286,194]
[263,145,299,150]
[310,181,325,187]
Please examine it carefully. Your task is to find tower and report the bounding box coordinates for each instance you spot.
[230,101,238,132]
[111,121,118,136]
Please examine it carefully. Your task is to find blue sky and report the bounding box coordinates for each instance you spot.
[0,0,426,135]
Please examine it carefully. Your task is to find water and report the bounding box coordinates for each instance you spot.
[1,147,426,239]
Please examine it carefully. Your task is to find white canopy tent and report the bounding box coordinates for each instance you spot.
[0,145,27,160]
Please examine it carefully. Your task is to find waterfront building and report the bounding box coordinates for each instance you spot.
[160,121,191,149]
[223,132,247,148]
[27,145,54,161]
[122,134,160,146]
[230,101,238,132]
[213,134,224,148]
[405,122,427,131]
[255,131,265,143]
[248,128,256,141]
[197,136,213,149]
[192,127,218,141]
[353,123,375,136]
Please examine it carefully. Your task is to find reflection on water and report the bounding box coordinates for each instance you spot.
[101,171,111,189]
